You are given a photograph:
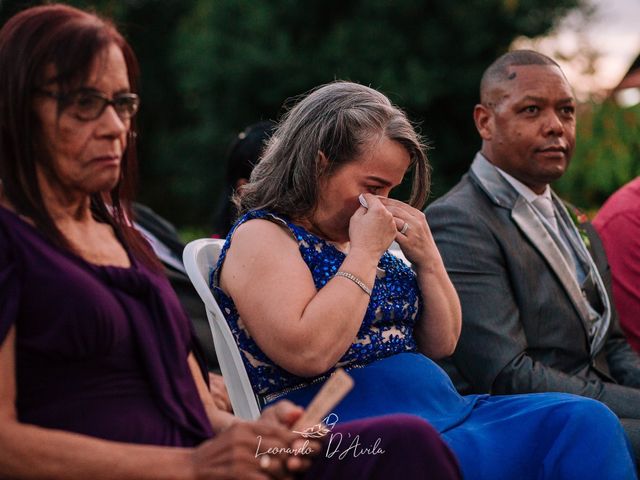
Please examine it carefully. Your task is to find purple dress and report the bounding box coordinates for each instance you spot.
[0,205,212,446]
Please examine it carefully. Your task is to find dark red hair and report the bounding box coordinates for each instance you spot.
[0,3,159,270]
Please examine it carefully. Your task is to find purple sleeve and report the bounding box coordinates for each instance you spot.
[0,227,19,344]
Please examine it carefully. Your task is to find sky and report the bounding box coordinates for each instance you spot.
[514,0,640,99]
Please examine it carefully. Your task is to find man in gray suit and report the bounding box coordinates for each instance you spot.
[427,50,640,458]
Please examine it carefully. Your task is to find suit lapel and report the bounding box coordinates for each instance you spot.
[510,198,591,323]
[469,154,592,329]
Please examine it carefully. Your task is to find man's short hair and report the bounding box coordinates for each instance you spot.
[480,50,562,105]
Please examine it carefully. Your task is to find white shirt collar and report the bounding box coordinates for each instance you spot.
[478,152,552,204]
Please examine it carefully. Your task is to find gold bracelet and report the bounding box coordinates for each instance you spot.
[335,271,372,296]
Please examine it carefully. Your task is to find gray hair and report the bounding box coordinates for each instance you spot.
[237,81,430,220]
[480,50,563,105]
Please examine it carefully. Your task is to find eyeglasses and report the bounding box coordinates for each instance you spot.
[37,89,140,121]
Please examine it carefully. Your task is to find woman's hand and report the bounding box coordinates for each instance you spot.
[378,197,441,272]
[258,401,322,472]
[192,400,320,480]
[378,197,461,358]
[348,193,397,259]
[192,421,294,480]
[208,373,232,413]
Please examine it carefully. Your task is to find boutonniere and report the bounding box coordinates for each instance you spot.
[566,204,591,250]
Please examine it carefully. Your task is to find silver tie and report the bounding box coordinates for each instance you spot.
[532,196,559,233]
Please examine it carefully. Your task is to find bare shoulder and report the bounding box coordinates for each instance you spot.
[228,218,299,258]
[220,218,305,291]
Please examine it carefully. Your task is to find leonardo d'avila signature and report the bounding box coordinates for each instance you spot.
[325,432,386,460]
[255,413,386,460]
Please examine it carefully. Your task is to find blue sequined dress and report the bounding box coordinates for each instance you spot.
[212,210,636,480]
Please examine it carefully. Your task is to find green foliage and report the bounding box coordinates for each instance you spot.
[555,101,640,210]
[0,0,584,228]
[171,0,582,225]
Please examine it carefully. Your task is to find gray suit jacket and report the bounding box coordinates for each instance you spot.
[427,154,640,419]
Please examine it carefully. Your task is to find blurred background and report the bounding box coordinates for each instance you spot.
[1,0,638,236]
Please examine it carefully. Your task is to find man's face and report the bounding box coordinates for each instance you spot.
[476,64,576,194]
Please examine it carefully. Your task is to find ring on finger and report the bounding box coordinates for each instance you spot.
[259,454,272,470]
[400,221,410,235]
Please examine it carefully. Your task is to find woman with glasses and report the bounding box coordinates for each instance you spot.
[0,4,463,479]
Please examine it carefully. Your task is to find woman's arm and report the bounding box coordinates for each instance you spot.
[412,255,461,358]
[220,195,397,377]
[187,354,237,434]
[1,328,310,480]
[0,327,195,480]
[208,373,233,413]
[380,198,461,358]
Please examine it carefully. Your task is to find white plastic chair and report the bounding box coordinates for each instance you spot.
[183,238,261,420]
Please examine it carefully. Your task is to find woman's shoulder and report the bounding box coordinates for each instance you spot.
[231,214,298,256]
[229,210,298,244]
[232,209,293,231]
[215,210,311,291]
[213,209,306,289]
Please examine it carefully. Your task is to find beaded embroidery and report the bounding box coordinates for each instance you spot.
[211,210,420,400]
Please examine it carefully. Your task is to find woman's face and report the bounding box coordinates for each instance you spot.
[313,135,411,242]
[35,43,131,196]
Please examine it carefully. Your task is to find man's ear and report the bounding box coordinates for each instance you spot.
[473,104,493,141]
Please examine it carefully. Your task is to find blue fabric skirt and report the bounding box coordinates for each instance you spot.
[272,353,636,480]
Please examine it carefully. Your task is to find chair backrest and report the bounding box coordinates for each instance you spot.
[183,238,261,420]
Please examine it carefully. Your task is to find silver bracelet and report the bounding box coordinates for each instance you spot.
[335,271,372,296]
